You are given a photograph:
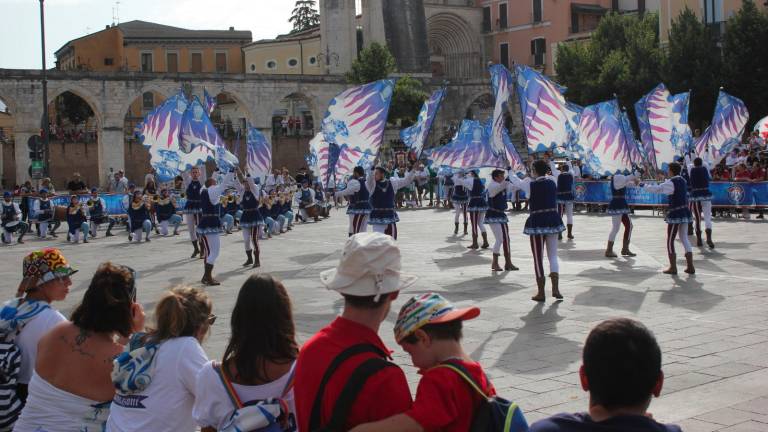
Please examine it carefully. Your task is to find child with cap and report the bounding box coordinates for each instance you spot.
[350,292,495,432]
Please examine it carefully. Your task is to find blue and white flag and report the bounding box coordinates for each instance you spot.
[634,91,657,169]
[695,90,748,162]
[138,91,189,182]
[401,87,446,157]
[203,88,217,116]
[321,79,395,162]
[426,119,513,169]
[246,127,272,181]
[564,102,584,160]
[578,99,634,177]
[636,84,695,170]
[515,64,572,154]
[670,91,694,154]
[179,96,234,171]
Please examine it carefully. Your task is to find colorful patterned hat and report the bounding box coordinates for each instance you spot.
[394,293,480,343]
[22,248,77,288]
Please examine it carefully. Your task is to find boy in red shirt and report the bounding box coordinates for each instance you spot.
[351,293,497,432]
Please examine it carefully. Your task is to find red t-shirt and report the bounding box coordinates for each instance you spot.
[293,317,413,432]
[406,360,496,432]
[751,168,766,181]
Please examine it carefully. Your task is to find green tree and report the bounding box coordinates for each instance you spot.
[346,42,397,84]
[388,76,429,127]
[663,7,721,131]
[288,0,320,33]
[58,92,94,126]
[722,0,768,128]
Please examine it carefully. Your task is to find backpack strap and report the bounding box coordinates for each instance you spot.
[324,358,396,432]
[432,362,489,400]
[308,343,388,431]
[213,362,244,409]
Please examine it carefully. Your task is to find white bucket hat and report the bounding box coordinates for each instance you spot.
[320,232,417,300]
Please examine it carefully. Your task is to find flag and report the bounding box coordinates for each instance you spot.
[425,119,511,169]
[620,108,645,168]
[670,91,694,154]
[246,127,271,181]
[308,133,363,188]
[577,99,634,177]
[204,88,217,115]
[489,64,514,156]
[695,90,749,162]
[514,64,572,154]
[400,87,446,157]
[564,102,584,159]
[636,84,695,170]
[322,79,395,163]
[179,96,231,170]
[138,91,189,182]
[634,91,657,169]
[755,115,768,140]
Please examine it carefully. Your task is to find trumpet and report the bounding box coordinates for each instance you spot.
[86,199,94,207]
[180,192,187,199]
[228,195,237,204]
[152,195,161,203]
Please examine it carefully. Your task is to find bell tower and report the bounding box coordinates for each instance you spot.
[319,0,358,75]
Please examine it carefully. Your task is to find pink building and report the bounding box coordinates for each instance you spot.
[478,0,658,76]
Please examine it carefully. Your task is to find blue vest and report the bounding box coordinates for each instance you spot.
[557,173,574,201]
[197,189,222,232]
[67,204,87,234]
[669,176,689,209]
[485,186,508,222]
[529,179,557,212]
[351,178,370,205]
[239,191,263,226]
[127,203,150,229]
[280,202,292,216]
[299,189,312,207]
[444,176,454,187]
[184,181,202,210]
[607,177,629,214]
[1,202,16,226]
[523,178,564,235]
[690,166,712,199]
[452,184,468,201]
[155,200,175,222]
[38,199,52,222]
[680,168,692,191]
[90,199,105,220]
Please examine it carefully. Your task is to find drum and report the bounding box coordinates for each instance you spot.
[3,220,20,233]
[53,206,68,222]
[304,205,319,219]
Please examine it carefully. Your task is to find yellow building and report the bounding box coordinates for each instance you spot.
[660,0,767,44]
[55,20,252,74]
[242,26,324,75]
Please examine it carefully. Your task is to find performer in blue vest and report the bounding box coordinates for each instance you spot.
[366,166,415,240]
[66,195,90,244]
[2,191,28,244]
[455,169,489,249]
[686,151,715,248]
[183,166,204,258]
[31,188,57,239]
[642,162,695,275]
[295,181,319,223]
[86,188,116,238]
[605,172,640,258]
[235,174,264,268]
[335,166,372,236]
[126,190,152,243]
[551,160,576,240]
[440,168,454,208]
[509,160,565,302]
[486,169,519,272]
[154,187,182,236]
[197,172,236,286]
[279,193,294,232]
[450,170,469,235]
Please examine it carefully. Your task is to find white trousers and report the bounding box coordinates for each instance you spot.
[691,200,713,230]
[39,222,48,238]
[488,223,511,255]
[347,214,369,235]
[201,233,220,265]
[371,223,397,240]
[530,234,559,278]
[185,214,199,241]
[453,203,467,224]
[241,226,263,252]
[559,202,574,225]
[608,214,633,243]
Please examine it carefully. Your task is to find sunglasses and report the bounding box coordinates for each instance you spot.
[207,314,217,325]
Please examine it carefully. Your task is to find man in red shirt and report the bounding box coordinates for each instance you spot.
[293,233,417,431]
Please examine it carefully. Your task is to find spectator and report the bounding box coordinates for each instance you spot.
[350,293,522,432]
[66,173,87,194]
[294,233,416,431]
[14,263,144,432]
[107,287,212,432]
[109,170,129,194]
[39,177,55,195]
[281,118,288,136]
[0,249,76,429]
[529,318,680,432]
[193,274,299,432]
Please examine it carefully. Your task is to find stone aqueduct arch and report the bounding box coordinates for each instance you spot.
[0,70,348,186]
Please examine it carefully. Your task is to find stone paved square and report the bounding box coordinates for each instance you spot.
[2,208,767,431]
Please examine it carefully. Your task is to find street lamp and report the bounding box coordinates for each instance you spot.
[316,46,339,74]
[39,0,50,177]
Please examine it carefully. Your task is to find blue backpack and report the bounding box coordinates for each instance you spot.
[434,362,529,432]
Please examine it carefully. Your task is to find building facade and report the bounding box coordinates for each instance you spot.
[478,0,659,76]
[659,0,767,45]
[242,27,323,75]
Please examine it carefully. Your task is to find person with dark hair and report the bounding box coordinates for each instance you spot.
[335,166,372,236]
[485,169,518,272]
[194,274,299,432]
[2,190,28,244]
[183,166,204,259]
[294,233,416,431]
[450,170,469,235]
[14,263,144,432]
[454,169,489,249]
[107,286,212,432]
[509,159,565,301]
[87,187,116,238]
[153,187,182,236]
[30,188,58,239]
[66,194,90,244]
[197,173,236,286]
[0,249,76,429]
[685,150,715,248]
[234,174,264,268]
[604,171,640,258]
[530,318,680,432]
[366,166,415,240]
[642,162,695,275]
[126,190,152,243]
[551,160,576,240]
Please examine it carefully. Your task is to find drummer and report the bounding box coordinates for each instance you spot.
[87,188,116,238]
[295,180,319,223]
[31,188,57,239]
[2,191,28,244]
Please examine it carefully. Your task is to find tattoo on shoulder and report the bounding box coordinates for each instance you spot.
[59,328,95,359]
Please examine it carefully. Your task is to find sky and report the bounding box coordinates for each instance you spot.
[0,0,298,70]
